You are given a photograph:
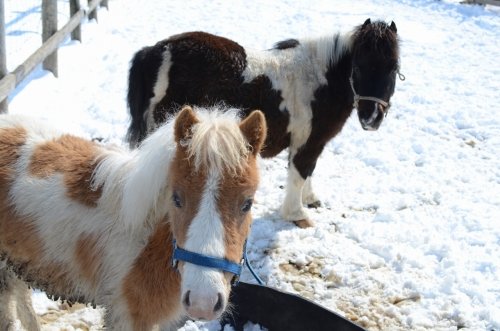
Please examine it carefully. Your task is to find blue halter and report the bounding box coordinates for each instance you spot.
[172,240,263,285]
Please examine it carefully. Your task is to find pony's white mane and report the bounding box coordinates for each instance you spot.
[186,108,250,176]
[312,30,353,69]
[92,107,249,230]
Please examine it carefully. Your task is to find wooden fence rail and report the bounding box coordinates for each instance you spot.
[461,0,500,5]
[0,0,109,113]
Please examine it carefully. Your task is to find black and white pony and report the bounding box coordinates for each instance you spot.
[127,19,401,228]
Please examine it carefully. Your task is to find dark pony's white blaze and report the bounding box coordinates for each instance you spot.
[127,19,400,228]
[0,106,266,330]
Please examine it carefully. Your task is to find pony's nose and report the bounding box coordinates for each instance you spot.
[183,290,191,308]
[360,103,385,130]
[182,290,225,320]
[214,292,223,312]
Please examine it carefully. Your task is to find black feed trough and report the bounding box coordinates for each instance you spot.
[222,282,366,331]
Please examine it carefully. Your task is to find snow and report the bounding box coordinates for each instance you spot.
[4,0,500,330]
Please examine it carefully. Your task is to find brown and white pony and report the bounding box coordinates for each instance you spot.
[0,106,266,330]
[126,19,401,228]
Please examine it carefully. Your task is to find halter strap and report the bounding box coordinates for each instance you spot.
[172,240,243,276]
[172,239,264,285]
[349,72,389,109]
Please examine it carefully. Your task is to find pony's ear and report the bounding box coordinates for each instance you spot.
[363,18,371,28]
[239,110,267,156]
[174,105,199,143]
[390,21,397,33]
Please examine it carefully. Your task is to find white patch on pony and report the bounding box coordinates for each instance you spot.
[314,32,353,71]
[181,167,226,319]
[98,118,177,231]
[302,176,319,205]
[281,164,309,222]
[145,46,172,133]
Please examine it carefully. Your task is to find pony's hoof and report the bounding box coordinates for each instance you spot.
[293,219,315,228]
[307,200,322,209]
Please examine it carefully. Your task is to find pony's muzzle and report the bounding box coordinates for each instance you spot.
[182,289,226,321]
[360,102,386,131]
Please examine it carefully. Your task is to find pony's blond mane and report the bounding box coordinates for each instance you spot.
[185,108,250,176]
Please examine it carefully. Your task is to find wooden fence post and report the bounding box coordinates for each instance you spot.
[0,0,108,105]
[70,0,82,42]
[88,0,98,21]
[0,0,7,113]
[42,0,58,77]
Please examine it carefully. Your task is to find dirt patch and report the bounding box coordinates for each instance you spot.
[279,258,326,300]
[279,260,423,331]
[39,302,103,330]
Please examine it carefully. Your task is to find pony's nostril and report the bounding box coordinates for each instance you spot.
[183,290,191,308]
[213,292,223,312]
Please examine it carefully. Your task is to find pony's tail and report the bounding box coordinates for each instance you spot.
[126,45,160,148]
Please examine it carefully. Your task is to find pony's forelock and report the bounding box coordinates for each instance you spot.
[352,20,399,59]
[184,107,251,176]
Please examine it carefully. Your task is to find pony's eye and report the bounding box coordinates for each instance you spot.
[241,198,253,213]
[172,192,182,208]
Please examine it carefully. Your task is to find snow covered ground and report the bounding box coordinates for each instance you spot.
[3,0,500,330]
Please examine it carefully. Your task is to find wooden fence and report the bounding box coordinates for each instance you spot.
[0,0,109,113]
[461,0,500,5]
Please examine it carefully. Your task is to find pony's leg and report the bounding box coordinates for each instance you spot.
[0,267,41,331]
[281,138,326,227]
[280,162,313,228]
[302,176,321,208]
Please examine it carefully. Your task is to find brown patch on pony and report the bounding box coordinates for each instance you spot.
[74,234,102,289]
[122,220,181,330]
[0,127,27,196]
[0,127,40,262]
[0,209,76,302]
[166,144,205,246]
[218,157,260,264]
[29,134,103,207]
[0,211,43,266]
